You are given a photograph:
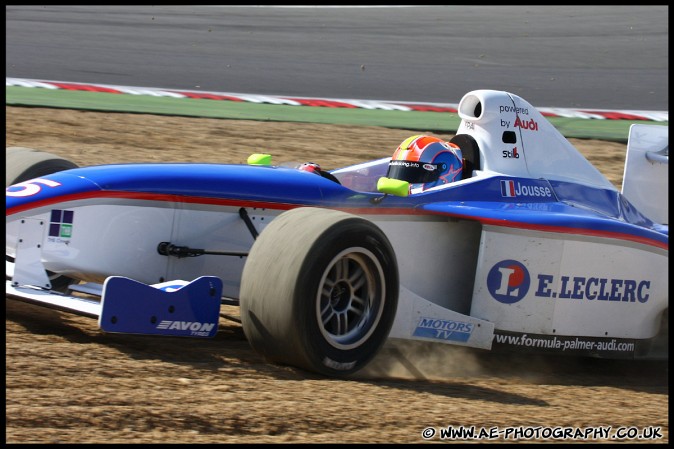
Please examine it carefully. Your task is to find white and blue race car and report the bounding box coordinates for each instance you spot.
[6,89,668,377]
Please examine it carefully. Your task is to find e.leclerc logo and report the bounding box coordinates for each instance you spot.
[487,260,531,304]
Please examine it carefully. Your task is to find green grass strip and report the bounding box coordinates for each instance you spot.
[6,86,667,142]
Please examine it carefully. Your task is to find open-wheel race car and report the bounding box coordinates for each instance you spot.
[6,90,668,377]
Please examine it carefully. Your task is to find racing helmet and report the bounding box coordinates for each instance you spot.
[297,162,322,174]
[386,135,463,193]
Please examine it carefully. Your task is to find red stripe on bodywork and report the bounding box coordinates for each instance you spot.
[6,190,667,251]
[6,191,298,215]
[421,209,669,251]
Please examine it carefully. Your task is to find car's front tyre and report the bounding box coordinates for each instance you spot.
[239,207,399,377]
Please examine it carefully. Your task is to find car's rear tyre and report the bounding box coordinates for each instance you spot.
[6,147,79,291]
[239,207,399,377]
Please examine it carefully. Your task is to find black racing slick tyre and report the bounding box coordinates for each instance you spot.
[6,147,79,291]
[239,207,399,377]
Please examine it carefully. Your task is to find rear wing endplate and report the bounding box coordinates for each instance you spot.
[621,124,668,225]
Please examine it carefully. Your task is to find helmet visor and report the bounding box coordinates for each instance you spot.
[386,160,443,184]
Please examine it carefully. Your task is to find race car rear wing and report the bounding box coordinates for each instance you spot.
[621,124,668,225]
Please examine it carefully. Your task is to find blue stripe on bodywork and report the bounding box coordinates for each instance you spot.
[6,164,667,248]
[418,201,667,247]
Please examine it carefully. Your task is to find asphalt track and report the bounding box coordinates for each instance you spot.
[5,5,669,142]
[6,5,668,110]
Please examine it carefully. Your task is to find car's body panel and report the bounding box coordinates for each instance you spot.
[6,89,668,363]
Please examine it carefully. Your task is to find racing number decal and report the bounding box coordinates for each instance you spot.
[6,178,61,197]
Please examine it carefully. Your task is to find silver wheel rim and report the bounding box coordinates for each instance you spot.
[316,247,386,350]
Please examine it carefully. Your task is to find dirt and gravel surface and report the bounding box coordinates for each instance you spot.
[5,106,668,444]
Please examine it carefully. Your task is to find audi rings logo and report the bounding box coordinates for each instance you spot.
[487,260,530,304]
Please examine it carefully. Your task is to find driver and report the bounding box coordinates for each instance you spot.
[385,135,463,194]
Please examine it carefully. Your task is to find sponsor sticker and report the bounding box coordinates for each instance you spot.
[514,116,538,131]
[493,331,637,357]
[156,320,217,337]
[413,317,474,342]
[487,259,652,304]
[48,209,75,240]
[500,180,552,198]
[487,260,531,304]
